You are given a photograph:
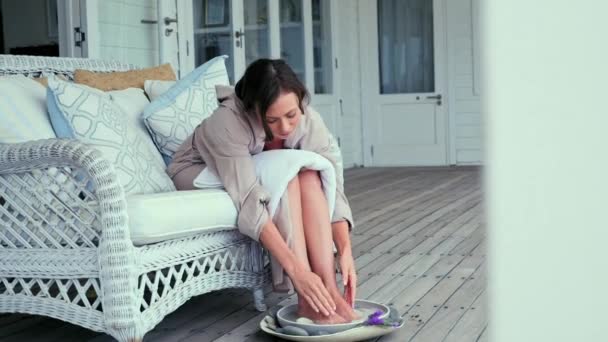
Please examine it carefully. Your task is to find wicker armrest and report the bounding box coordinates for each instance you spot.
[0,138,140,328]
[0,138,133,250]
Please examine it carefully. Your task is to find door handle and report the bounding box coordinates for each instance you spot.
[141,19,158,24]
[235,29,244,47]
[426,94,442,106]
[164,17,178,25]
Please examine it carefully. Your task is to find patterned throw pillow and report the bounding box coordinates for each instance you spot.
[143,55,229,165]
[46,77,176,195]
[143,80,175,102]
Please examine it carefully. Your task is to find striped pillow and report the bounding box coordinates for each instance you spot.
[0,75,56,143]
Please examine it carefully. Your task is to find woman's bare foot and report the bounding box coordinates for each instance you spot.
[297,297,349,325]
[328,287,359,322]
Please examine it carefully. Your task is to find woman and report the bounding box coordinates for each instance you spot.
[167,59,357,324]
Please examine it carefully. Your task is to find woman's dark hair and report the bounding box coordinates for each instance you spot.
[234,59,309,141]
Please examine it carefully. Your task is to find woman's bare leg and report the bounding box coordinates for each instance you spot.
[286,175,348,324]
[298,170,357,321]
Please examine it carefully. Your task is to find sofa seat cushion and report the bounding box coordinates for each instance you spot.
[127,189,238,245]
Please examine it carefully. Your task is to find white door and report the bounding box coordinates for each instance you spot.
[306,0,341,140]
[359,0,448,166]
[176,0,341,138]
[177,0,248,83]
[275,0,341,138]
[57,0,87,57]
[156,0,180,75]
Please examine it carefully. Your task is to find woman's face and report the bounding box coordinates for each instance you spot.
[264,92,302,140]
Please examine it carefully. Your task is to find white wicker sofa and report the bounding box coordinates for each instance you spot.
[0,55,268,341]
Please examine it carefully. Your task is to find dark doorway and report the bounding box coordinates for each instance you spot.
[1,0,59,56]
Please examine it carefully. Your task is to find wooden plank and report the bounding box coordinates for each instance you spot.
[143,290,256,342]
[448,226,485,257]
[390,253,484,315]
[380,187,481,236]
[379,261,486,341]
[442,289,487,342]
[346,168,408,195]
[352,196,480,265]
[348,172,427,202]
[147,289,290,342]
[363,182,480,239]
[476,326,488,342]
[372,227,484,306]
[355,174,473,228]
[369,192,481,256]
[349,172,445,217]
[349,168,473,218]
[409,270,486,342]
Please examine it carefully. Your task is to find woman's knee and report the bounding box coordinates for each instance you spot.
[298,169,321,188]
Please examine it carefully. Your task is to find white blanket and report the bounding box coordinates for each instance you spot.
[193,149,336,220]
[193,149,337,292]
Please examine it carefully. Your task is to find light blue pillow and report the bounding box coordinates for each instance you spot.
[143,55,229,165]
[46,77,176,195]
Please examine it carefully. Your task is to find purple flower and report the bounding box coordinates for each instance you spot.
[367,316,384,325]
[361,309,403,328]
[364,310,386,326]
[370,310,383,318]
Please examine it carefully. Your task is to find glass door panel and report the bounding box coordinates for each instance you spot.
[279,0,305,83]
[378,0,435,94]
[192,0,236,83]
[243,0,270,66]
[311,0,333,94]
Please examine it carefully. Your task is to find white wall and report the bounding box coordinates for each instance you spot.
[1,0,57,54]
[485,1,608,341]
[446,0,482,165]
[96,0,159,67]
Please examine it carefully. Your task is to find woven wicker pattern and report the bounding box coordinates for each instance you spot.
[0,55,268,341]
[0,55,137,80]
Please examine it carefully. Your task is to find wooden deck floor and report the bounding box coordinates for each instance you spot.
[0,166,486,342]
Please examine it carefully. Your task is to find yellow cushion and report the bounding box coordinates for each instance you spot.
[73,63,176,91]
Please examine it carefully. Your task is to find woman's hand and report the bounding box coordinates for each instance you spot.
[337,249,357,308]
[332,220,357,307]
[291,265,336,316]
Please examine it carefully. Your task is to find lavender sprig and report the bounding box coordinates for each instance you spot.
[361,308,403,328]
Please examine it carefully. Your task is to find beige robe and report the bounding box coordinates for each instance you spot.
[167,85,354,292]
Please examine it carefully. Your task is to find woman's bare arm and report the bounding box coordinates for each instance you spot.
[259,218,336,316]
